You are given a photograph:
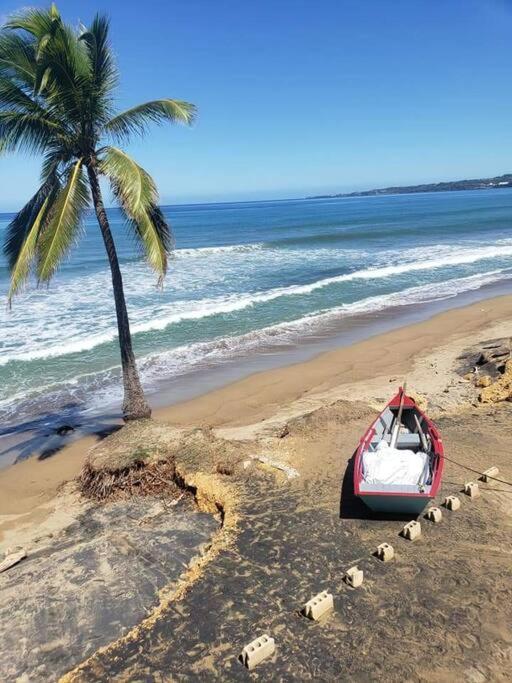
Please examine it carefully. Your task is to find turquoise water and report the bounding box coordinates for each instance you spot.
[1,189,512,438]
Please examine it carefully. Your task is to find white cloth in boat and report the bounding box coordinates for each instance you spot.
[362,441,431,486]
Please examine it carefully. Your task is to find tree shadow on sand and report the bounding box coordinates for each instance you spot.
[0,403,122,464]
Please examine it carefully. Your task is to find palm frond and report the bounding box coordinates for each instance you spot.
[7,194,51,301]
[34,24,90,124]
[0,77,72,145]
[105,99,196,141]
[4,5,61,41]
[79,14,117,95]
[40,146,69,181]
[0,110,70,154]
[4,6,90,128]
[0,76,38,112]
[78,14,117,137]
[100,146,157,210]
[36,158,90,283]
[3,177,57,268]
[99,146,172,277]
[0,33,37,90]
[4,177,59,301]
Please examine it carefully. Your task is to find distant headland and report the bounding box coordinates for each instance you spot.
[308,173,512,199]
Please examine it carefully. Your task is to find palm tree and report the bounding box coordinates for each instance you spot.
[0,5,196,420]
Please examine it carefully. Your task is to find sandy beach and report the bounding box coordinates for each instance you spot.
[1,294,512,681]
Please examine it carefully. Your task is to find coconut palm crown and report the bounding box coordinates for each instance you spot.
[0,5,196,420]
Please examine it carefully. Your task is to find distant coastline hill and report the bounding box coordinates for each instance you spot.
[309,174,512,199]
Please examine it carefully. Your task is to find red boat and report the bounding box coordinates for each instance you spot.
[353,387,444,514]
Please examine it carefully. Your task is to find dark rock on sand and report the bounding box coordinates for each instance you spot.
[56,425,76,436]
[457,337,512,379]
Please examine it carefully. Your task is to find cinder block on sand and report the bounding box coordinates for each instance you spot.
[401,520,421,541]
[375,542,394,562]
[443,495,461,511]
[302,590,334,621]
[464,481,480,498]
[425,506,442,523]
[344,566,364,588]
[481,466,499,483]
[240,635,275,670]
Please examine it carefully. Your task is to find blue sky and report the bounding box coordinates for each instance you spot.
[1,0,512,209]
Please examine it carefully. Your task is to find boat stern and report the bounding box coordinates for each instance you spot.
[359,492,433,515]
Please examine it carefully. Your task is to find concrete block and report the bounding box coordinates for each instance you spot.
[375,542,394,562]
[302,590,334,621]
[443,495,461,511]
[344,566,364,588]
[401,520,421,541]
[464,481,480,498]
[240,635,275,670]
[425,506,442,523]
[481,466,499,483]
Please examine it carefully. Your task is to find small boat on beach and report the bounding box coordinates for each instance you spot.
[353,387,444,514]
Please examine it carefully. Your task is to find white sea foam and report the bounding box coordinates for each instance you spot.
[1,242,512,366]
[174,243,264,256]
[2,268,507,423]
[135,268,512,384]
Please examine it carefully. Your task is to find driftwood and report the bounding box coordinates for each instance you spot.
[0,550,27,573]
[255,455,299,480]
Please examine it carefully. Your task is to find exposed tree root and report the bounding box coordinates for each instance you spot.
[79,458,185,502]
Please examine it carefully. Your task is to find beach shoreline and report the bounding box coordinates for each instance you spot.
[2,291,512,524]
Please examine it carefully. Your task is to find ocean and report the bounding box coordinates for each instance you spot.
[1,188,512,458]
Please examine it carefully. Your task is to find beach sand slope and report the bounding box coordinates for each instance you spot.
[63,399,512,682]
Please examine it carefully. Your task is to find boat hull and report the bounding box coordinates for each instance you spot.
[353,387,444,515]
[359,493,434,515]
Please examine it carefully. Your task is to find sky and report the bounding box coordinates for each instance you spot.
[1,0,512,209]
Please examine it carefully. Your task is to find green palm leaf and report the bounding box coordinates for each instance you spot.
[0,110,69,154]
[100,146,157,209]
[0,76,40,112]
[79,14,117,96]
[36,158,90,283]
[105,99,196,141]
[4,176,59,301]
[8,194,51,302]
[5,5,61,41]
[4,178,56,268]
[99,146,172,278]
[0,33,38,89]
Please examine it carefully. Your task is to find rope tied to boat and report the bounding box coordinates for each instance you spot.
[441,453,512,488]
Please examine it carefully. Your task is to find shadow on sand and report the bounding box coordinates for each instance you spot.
[0,403,122,465]
[339,452,420,522]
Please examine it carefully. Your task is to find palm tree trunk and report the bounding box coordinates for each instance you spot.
[86,161,151,421]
